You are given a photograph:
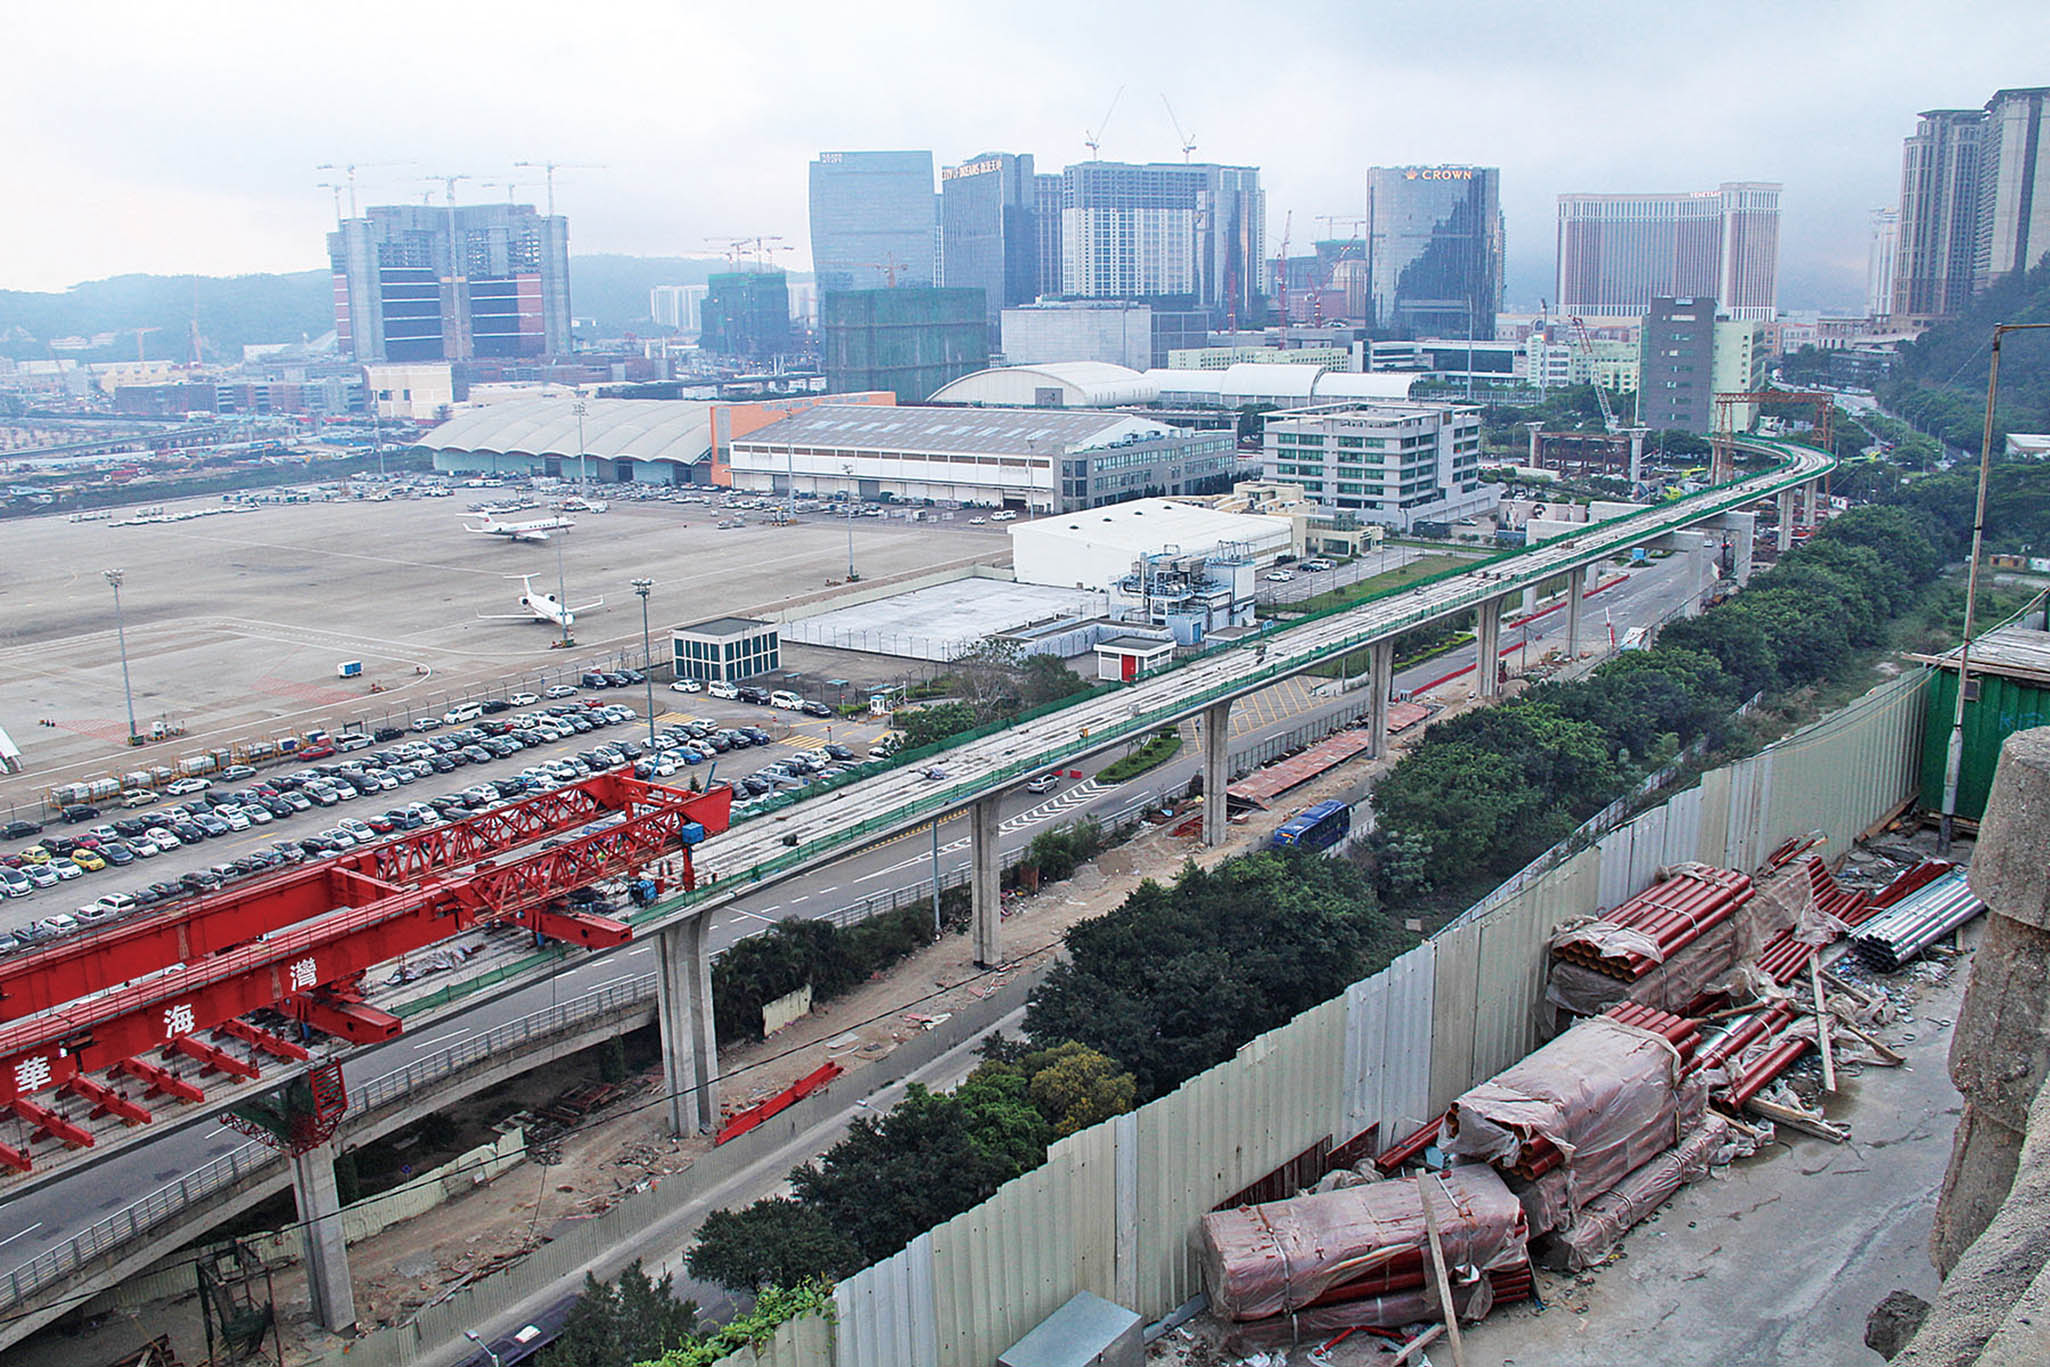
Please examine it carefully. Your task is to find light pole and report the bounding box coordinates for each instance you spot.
[1939,321,2050,851]
[104,569,140,745]
[553,535,572,649]
[462,1330,503,1367]
[571,399,589,484]
[842,462,858,580]
[632,578,657,746]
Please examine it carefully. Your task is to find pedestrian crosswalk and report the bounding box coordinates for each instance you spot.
[1000,780,1110,834]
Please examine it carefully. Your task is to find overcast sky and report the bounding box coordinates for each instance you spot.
[8,0,2049,310]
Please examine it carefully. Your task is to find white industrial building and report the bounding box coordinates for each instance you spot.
[929,362,1416,410]
[1263,400,1501,532]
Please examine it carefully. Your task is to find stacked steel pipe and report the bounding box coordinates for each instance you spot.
[1754,857,1947,984]
[1551,866,1754,981]
[1851,869,1985,971]
[1604,1002,1702,1064]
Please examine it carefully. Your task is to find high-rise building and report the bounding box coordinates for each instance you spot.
[940,152,1039,336]
[1554,184,1779,320]
[819,287,989,403]
[700,270,793,360]
[808,151,938,293]
[1867,210,1901,321]
[1059,161,1265,325]
[328,202,571,363]
[1034,173,1065,300]
[1893,109,1985,323]
[1365,166,1505,340]
[649,284,707,333]
[1639,296,1718,434]
[1974,87,2050,293]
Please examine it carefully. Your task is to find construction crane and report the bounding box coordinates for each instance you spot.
[1084,86,1125,159]
[1570,315,1621,434]
[123,327,160,363]
[1275,211,1293,325]
[855,257,912,288]
[1315,214,1369,260]
[313,161,413,218]
[1161,94,1196,162]
[706,235,790,271]
[514,161,606,217]
[316,180,346,223]
[420,172,473,205]
[479,180,531,205]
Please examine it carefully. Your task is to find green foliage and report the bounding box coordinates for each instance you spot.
[542,1260,698,1367]
[897,700,980,750]
[1882,254,2050,451]
[1025,852,1406,1098]
[1096,730,1182,784]
[633,1282,835,1367]
[711,906,935,1044]
[1022,1041,1140,1137]
[1026,818,1104,882]
[685,1199,861,1293]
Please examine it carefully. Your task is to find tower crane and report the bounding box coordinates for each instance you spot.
[1315,214,1368,260]
[313,161,414,218]
[1084,86,1125,159]
[514,161,607,217]
[705,235,790,271]
[855,257,911,288]
[420,173,473,205]
[316,181,346,224]
[1161,94,1196,162]
[1275,211,1293,325]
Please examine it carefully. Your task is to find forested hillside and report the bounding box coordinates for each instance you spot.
[1884,255,2050,451]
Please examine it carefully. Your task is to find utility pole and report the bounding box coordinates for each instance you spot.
[572,400,589,484]
[633,579,658,747]
[843,463,858,580]
[104,569,140,745]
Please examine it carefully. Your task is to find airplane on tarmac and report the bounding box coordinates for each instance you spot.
[479,575,604,628]
[464,513,576,543]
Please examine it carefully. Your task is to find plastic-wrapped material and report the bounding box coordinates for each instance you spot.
[1550,1114,1729,1270]
[1443,1016,1684,1204]
[1221,1275,1515,1353]
[1195,1165,1528,1322]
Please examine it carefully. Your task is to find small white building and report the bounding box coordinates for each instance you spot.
[1095,633,1176,682]
[1009,497,1294,590]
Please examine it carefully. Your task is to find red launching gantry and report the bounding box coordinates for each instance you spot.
[0,776,731,1131]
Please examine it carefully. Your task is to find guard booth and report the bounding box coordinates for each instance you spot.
[1094,634,1175,682]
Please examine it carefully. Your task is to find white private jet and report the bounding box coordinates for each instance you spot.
[465,513,575,543]
[479,575,604,628]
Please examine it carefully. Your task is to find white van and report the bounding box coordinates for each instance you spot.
[770,690,804,710]
[708,681,740,700]
[443,702,486,725]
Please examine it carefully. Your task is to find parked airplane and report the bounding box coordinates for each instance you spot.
[464,513,575,543]
[479,575,603,628]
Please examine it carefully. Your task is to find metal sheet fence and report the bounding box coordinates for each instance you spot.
[720,658,1930,1367]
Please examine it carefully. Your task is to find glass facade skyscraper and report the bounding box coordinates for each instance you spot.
[1364,166,1504,340]
[808,151,938,293]
[328,202,570,362]
[939,152,1039,336]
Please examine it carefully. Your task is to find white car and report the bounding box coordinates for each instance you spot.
[412,716,443,732]
[166,777,212,796]
[670,679,703,694]
[708,681,740,700]
[49,860,82,881]
[147,827,181,849]
[218,807,251,831]
[509,692,540,706]
[129,835,162,857]
[991,509,1018,521]
[1025,773,1062,794]
[544,684,579,699]
[1264,570,1296,583]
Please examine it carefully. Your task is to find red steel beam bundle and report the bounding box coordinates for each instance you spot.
[1551,866,1754,981]
[0,779,732,1106]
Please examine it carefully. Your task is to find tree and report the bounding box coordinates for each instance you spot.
[1025,1042,1139,1137]
[1019,653,1090,707]
[896,700,979,750]
[687,1199,862,1293]
[542,1261,696,1367]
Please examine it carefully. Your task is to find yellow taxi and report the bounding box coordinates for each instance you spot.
[70,848,107,873]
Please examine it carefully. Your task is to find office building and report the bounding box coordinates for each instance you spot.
[819,287,989,403]
[1975,87,2050,293]
[699,270,793,360]
[1059,161,1266,324]
[1555,184,1780,320]
[1365,166,1505,339]
[649,284,706,333]
[808,151,937,293]
[1893,109,1986,323]
[328,202,571,363]
[1867,210,1900,321]
[727,403,1237,512]
[672,617,780,685]
[1711,316,1768,430]
[1262,400,1495,531]
[1639,296,1718,433]
[1000,300,1216,371]
[1034,173,1065,300]
[940,152,1039,335]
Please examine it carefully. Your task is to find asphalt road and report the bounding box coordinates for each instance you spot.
[0,552,1711,1290]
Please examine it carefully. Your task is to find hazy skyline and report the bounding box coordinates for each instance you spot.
[8,0,2049,312]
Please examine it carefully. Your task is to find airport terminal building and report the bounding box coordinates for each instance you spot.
[724,404,1239,512]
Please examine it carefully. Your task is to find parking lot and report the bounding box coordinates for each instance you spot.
[0,484,988,820]
[0,684,891,942]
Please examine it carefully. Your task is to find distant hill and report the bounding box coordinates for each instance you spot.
[0,254,797,363]
[1883,254,2050,450]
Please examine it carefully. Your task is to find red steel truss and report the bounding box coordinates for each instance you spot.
[0,777,731,1106]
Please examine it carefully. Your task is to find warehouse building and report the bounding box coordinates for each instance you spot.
[726,404,1238,512]
[929,361,1415,410]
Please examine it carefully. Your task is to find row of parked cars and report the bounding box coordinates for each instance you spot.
[0,703,648,952]
[671,680,834,717]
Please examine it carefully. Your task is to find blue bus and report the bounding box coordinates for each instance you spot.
[1269,799,1352,853]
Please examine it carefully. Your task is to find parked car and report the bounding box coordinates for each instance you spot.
[545,684,580,699]
[61,803,102,823]
[669,679,702,694]
[165,777,211,796]
[510,691,540,706]
[1,819,43,841]
[708,681,740,700]
[800,700,833,718]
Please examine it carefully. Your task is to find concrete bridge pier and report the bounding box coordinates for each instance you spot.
[1202,700,1231,846]
[291,1139,356,1333]
[971,794,1003,967]
[1776,489,1796,551]
[1474,596,1505,699]
[1565,564,1589,658]
[657,915,719,1135]
[1699,510,1757,585]
[1804,477,1822,528]
[1366,642,1393,758]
